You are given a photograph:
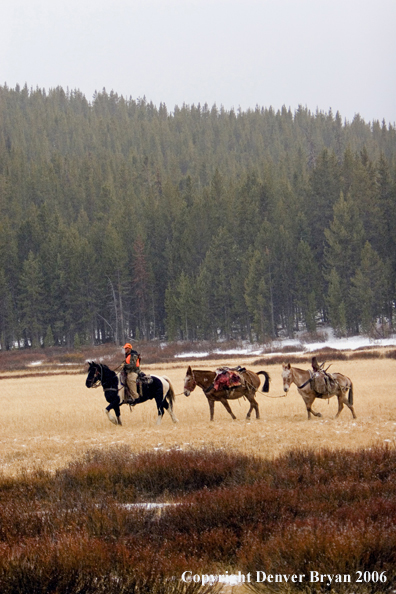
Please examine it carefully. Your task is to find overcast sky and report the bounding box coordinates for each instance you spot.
[2,0,395,124]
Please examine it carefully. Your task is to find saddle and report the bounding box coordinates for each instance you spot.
[121,371,153,404]
[214,367,245,391]
[310,370,338,397]
[136,371,153,386]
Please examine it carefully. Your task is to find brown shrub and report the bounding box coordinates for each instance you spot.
[1,446,396,592]
[350,350,384,359]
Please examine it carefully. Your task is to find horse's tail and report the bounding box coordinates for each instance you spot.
[348,382,354,405]
[162,375,175,407]
[257,371,271,393]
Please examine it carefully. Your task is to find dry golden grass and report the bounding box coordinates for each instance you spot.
[1,357,396,476]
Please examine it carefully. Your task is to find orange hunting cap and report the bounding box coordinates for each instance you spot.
[123,343,132,349]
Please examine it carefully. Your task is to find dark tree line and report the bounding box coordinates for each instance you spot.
[0,84,395,348]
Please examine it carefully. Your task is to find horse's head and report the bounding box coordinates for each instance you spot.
[184,365,196,397]
[86,361,101,388]
[281,362,292,393]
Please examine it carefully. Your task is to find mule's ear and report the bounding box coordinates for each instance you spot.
[187,365,192,374]
[287,362,291,369]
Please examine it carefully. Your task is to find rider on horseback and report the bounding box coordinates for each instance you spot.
[123,342,140,401]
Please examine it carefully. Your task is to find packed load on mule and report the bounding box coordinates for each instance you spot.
[184,365,270,421]
[305,356,339,397]
[281,361,356,420]
[213,366,247,391]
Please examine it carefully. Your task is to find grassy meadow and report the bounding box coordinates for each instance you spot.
[1,357,395,476]
[0,354,396,593]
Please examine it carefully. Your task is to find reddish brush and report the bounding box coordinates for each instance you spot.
[0,447,395,592]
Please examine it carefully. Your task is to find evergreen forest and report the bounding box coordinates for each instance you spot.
[0,83,395,349]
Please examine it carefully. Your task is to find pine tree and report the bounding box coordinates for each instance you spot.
[244,250,271,340]
[44,325,55,347]
[197,227,244,339]
[18,251,46,347]
[326,268,347,337]
[351,242,389,334]
[131,237,154,340]
[306,149,341,260]
[295,240,320,332]
[175,271,196,340]
[324,192,365,331]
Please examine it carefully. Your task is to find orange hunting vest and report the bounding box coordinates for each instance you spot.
[126,352,140,367]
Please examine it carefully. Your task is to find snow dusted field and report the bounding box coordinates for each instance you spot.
[174,328,396,359]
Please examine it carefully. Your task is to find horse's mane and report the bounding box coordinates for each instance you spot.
[92,361,116,379]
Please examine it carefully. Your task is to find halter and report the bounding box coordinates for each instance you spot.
[89,363,104,388]
[184,372,197,392]
[185,370,215,395]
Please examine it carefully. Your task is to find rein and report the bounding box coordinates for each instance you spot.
[90,363,117,391]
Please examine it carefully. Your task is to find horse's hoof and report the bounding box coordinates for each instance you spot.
[106,411,117,425]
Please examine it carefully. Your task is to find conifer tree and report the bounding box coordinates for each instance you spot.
[326,268,347,337]
[18,251,46,347]
[295,240,320,332]
[0,84,395,344]
[324,192,365,331]
[244,250,271,340]
[350,242,389,334]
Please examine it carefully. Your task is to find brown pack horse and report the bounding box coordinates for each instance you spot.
[281,362,356,420]
[184,365,270,421]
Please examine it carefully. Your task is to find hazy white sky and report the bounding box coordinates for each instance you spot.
[2,0,396,123]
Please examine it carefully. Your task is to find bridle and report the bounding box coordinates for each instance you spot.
[89,363,103,388]
[282,367,293,391]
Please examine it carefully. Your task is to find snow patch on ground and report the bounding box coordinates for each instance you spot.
[173,327,396,359]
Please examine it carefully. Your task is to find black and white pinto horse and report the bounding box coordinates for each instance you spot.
[85,361,178,426]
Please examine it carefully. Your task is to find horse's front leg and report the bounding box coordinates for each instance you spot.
[219,397,237,420]
[301,393,321,420]
[207,397,215,421]
[106,408,122,425]
[306,406,321,420]
[106,410,118,424]
[105,393,122,425]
